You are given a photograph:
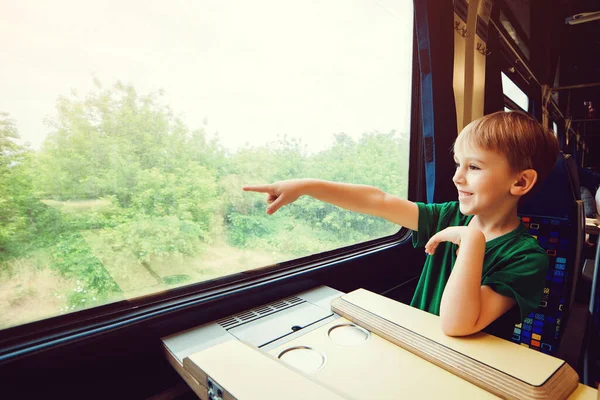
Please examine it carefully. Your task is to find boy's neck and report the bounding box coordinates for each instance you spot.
[469,207,521,241]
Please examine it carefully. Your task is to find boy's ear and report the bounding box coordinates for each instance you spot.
[510,169,538,196]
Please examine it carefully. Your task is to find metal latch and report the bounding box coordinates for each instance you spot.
[207,376,225,400]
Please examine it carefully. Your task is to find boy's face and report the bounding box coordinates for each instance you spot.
[452,143,519,216]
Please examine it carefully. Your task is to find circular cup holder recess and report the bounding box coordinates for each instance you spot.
[327,323,371,345]
[277,346,326,374]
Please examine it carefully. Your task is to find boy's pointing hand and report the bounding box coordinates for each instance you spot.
[242,180,303,214]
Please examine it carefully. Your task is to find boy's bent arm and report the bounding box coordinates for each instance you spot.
[244,179,419,231]
[435,227,516,336]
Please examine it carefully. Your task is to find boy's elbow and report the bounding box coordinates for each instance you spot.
[440,317,480,337]
[441,325,472,337]
[440,321,463,337]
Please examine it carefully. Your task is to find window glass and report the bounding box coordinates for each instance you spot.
[501,72,529,111]
[0,0,414,329]
[553,122,558,137]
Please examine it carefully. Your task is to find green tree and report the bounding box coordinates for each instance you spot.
[35,82,221,203]
[0,113,37,252]
[292,130,409,239]
[20,82,228,305]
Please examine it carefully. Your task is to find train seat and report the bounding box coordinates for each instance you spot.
[505,152,584,356]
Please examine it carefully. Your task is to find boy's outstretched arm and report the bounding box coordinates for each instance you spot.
[243,179,418,231]
[425,227,516,336]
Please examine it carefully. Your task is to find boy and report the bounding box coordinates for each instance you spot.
[243,111,560,337]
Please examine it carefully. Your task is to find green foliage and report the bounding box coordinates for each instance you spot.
[296,131,408,239]
[244,220,349,258]
[50,232,120,309]
[226,212,277,247]
[0,114,38,251]
[2,80,410,319]
[305,131,408,193]
[35,82,225,203]
[131,163,218,232]
[0,112,20,161]
[98,216,204,264]
[163,274,191,285]
[221,131,408,252]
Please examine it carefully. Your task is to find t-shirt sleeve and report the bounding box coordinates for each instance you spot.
[412,202,454,248]
[482,249,549,322]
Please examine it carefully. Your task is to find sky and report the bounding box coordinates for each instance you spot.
[1,0,414,153]
[501,72,529,112]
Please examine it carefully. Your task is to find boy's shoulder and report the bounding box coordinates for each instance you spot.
[417,201,461,217]
[506,224,544,250]
[413,202,464,247]
[486,224,548,271]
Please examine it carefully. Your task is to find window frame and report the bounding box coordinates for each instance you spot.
[503,94,526,113]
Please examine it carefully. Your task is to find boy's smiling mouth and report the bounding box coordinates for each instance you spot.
[458,190,473,197]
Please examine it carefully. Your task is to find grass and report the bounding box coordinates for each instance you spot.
[0,239,292,330]
[40,199,113,214]
[0,254,75,329]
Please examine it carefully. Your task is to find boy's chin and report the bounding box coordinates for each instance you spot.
[458,203,475,215]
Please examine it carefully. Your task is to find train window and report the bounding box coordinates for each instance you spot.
[0,1,414,329]
[501,72,529,111]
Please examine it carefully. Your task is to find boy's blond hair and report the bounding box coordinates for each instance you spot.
[455,111,560,186]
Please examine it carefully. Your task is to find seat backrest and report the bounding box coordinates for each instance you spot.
[507,153,583,355]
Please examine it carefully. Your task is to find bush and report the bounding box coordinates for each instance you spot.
[50,232,119,309]
[99,215,205,264]
[225,212,276,247]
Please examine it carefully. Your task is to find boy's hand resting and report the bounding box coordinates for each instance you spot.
[243,180,305,214]
[425,226,482,255]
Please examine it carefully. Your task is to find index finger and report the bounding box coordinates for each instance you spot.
[242,184,272,193]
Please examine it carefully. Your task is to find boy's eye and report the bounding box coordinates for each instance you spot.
[468,164,480,170]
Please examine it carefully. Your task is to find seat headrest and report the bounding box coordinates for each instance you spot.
[518,153,579,219]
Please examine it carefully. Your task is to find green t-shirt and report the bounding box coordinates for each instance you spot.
[410,201,548,324]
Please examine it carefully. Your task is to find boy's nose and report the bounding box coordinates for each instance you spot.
[452,168,465,185]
